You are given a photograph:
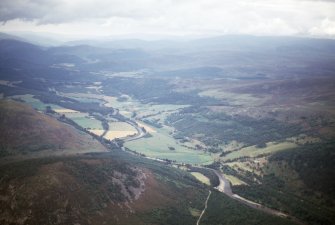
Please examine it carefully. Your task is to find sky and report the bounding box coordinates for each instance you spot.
[0,0,335,40]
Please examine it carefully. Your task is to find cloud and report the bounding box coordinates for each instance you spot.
[1,0,335,38]
[309,18,335,36]
[0,0,170,23]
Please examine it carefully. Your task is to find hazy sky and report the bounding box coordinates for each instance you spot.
[1,0,335,39]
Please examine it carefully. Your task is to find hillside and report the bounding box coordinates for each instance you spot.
[0,150,298,225]
[0,99,106,159]
[0,99,298,225]
[0,155,147,225]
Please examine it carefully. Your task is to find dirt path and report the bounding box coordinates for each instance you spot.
[197,190,211,225]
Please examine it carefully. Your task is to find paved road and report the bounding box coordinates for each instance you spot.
[211,169,294,219]
[190,166,296,220]
[211,169,233,195]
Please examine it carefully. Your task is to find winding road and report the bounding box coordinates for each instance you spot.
[108,107,302,224]
[211,169,289,218]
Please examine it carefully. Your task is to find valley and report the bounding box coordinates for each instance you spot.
[0,34,335,225]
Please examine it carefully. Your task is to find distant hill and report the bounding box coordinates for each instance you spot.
[0,39,54,68]
[0,32,24,41]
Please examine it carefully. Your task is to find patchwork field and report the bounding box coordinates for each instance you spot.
[8,95,102,133]
[125,128,213,164]
[58,110,104,130]
[103,122,137,140]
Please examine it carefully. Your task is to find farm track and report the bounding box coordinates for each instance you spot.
[196,190,211,225]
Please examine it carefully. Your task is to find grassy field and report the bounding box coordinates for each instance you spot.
[191,172,210,185]
[63,111,88,118]
[136,120,157,133]
[125,128,213,164]
[189,207,201,217]
[135,104,188,119]
[222,141,298,161]
[103,122,137,140]
[60,92,186,119]
[88,129,105,136]
[10,94,62,111]
[102,94,186,118]
[108,122,136,131]
[53,108,79,113]
[54,108,104,130]
[225,161,264,175]
[224,174,247,186]
[104,130,137,140]
[71,116,103,129]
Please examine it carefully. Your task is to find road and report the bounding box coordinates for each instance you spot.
[211,169,233,195]
[109,108,302,224]
[189,166,300,221]
[123,120,146,141]
[211,169,295,219]
[196,190,211,225]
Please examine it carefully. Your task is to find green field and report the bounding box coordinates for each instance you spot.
[62,112,88,118]
[10,94,62,111]
[222,141,298,161]
[191,172,210,185]
[70,116,103,129]
[108,122,137,131]
[225,161,263,175]
[224,174,247,186]
[125,128,213,164]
